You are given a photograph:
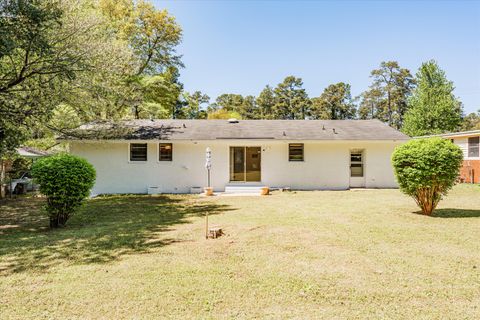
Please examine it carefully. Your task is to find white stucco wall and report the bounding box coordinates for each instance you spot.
[70,140,404,194]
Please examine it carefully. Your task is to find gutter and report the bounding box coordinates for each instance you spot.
[415,129,480,139]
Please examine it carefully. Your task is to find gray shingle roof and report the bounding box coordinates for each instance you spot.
[16,147,50,157]
[62,119,409,141]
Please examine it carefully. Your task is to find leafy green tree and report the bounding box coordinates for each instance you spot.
[207,109,242,120]
[402,60,463,136]
[0,0,140,146]
[55,0,142,123]
[126,67,183,119]
[273,76,311,119]
[392,138,463,215]
[182,91,210,119]
[0,0,117,196]
[207,94,260,119]
[461,111,480,131]
[256,86,276,119]
[239,95,259,119]
[358,88,382,120]
[31,154,96,228]
[209,94,245,113]
[311,83,356,119]
[0,0,69,156]
[99,0,183,75]
[359,61,415,129]
[72,0,185,120]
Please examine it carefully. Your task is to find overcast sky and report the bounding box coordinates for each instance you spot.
[154,0,480,114]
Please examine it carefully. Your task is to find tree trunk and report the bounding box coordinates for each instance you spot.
[49,217,59,228]
[0,159,5,199]
[387,90,392,126]
[415,187,440,215]
[134,106,140,119]
[49,213,69,228]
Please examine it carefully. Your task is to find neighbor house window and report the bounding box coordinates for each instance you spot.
[289,143,304,161]
[159,143,173,161]
[468,137,479,157]
[130,143,147,161]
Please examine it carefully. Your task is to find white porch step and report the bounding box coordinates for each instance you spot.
[224,184,267,194]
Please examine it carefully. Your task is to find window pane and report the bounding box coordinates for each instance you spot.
[130,143,147,161]
[468,137,479,157]
[289,144,304,161]
[230,147,245,181]
[351,154,362,162]
[159,143,173,161]
[351,164,363,177]
[246,147,261,182]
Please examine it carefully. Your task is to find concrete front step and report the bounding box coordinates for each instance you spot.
[224,184,267,194]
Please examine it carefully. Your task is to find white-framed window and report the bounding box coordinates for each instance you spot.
[468,137,479,158]
[130,143,147,161]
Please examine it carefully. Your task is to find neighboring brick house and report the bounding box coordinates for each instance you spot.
[422,130,480,183]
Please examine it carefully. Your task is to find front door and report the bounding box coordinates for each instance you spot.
[230,147,261,182]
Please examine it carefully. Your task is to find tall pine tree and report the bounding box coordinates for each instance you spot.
[311,83,356,120]
[359,61,415,129]
[273,76,311,119]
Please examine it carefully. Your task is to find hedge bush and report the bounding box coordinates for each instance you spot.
[392,138,463,215]
[31,153,96,228]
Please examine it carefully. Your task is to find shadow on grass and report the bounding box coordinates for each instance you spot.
[431,208,480,218]
[0,195,234,275]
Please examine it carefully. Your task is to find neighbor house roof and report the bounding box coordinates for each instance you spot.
[415,129,480,139]
[60,119,409,141]
[16,147,50,158]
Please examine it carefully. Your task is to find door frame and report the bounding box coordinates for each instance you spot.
[229,146,262,183]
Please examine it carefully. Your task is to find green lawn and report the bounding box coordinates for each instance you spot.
[1,185,479,319]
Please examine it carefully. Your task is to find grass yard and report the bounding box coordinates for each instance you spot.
[1,185,479,319]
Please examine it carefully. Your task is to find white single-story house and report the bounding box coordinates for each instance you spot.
[63,119,409,194]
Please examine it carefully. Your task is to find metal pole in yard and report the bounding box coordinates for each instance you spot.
[208,169,210,188]
[205,147,212,187]
[205,147,212,239]
[205,212,209,239]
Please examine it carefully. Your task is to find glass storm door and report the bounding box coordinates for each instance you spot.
[229,147,261,182]
[349,150,365,188]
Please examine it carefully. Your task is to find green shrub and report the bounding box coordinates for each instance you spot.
[31,153,96,227]
[392,138,463,215]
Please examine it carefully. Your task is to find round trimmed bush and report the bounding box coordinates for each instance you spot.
[31,153,96,228]
[392,138,463,215]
